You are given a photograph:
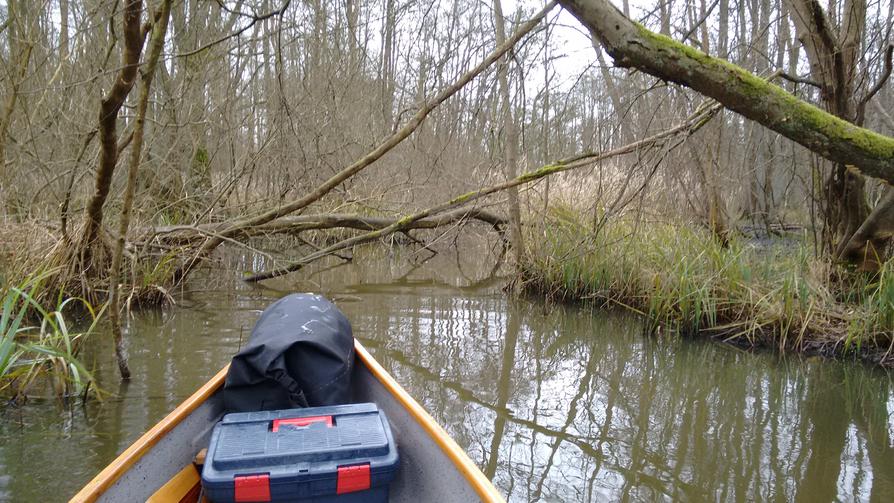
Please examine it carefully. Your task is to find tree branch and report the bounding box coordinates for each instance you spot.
[835,188,894,263]
[773,70,822,88]
[856,44,894,125]
[175,0,292,58]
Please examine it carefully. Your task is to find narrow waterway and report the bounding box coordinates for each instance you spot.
[1,245,892,501]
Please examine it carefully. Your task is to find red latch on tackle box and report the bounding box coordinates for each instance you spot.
[271,415,332,432]
[336,463,371,494]
[234,474,270,502]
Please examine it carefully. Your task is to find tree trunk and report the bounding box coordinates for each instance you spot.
[786,0,871,258]
[493,0,526,276]
[79,0,147,255]
[59,0,70,61]
[542,30,552,213]
[108,0,174,380]
[380,0,396,132]
[0,0,33,207]
[835,189,894,269]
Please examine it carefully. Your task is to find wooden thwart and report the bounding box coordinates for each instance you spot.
[146,464,203,503]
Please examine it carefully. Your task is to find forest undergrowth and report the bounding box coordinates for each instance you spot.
[4,200,894,373]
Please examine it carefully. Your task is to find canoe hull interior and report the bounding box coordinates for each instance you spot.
[99,395,224,501]
[348,362,482,503]
[79,342,499,503]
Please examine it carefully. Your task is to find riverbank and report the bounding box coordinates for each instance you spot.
[520,205,894,366]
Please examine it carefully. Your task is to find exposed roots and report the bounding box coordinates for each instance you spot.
[1,221,175,309]
[27,224,116,307]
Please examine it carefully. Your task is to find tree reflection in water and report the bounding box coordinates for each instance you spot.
[326,249,894,502]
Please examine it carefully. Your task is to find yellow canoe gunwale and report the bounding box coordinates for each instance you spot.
[70,340,504,503]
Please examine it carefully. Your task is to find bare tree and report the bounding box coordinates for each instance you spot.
[108,0,174,379]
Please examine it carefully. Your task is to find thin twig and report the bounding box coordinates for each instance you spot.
[175,0,292,58]
[771,70,822,89]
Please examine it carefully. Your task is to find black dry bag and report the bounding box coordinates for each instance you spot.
[223,293,355,412]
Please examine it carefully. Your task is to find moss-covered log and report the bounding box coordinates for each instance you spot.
[557,0,894,184]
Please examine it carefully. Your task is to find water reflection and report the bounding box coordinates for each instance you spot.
[301,249,894,502]
[0,245,892,501]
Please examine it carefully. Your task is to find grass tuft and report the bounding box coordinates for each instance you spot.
[1,269,102,400]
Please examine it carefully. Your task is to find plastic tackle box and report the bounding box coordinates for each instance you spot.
[201,403,399,502]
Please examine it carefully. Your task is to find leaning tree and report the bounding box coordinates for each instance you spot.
[558,0,894,269]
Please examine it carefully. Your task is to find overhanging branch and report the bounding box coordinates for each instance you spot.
[558,0,894,184]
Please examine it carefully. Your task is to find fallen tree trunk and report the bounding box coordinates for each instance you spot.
[244,102,720,282]
[249,209,507,236]
[556,0,894,184]
[148,208,506,240]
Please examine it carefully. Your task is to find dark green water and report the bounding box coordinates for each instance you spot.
[1,246,893,502]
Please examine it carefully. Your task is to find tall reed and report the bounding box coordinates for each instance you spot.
[1,271,101,399]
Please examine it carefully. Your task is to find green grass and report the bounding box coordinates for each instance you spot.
[845,260,894,355]
[522,204,894,363]
[1,270,102,399]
